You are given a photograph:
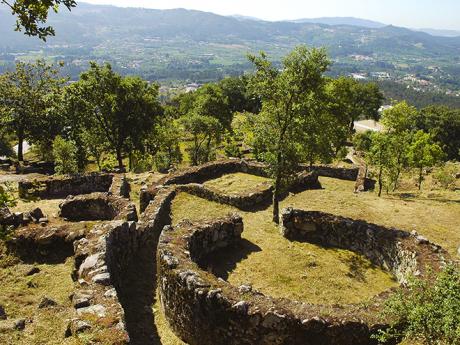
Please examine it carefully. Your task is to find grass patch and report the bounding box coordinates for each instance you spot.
[284,177,460,257]
[172,192,398,305]
[0,257,80,345]
[203,172,270,195]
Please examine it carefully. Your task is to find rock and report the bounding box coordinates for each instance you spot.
[72,292,92,309]
[65,319,91,337]
[415,235,429,245]
[0,305,6,320]
[78,254,101,276]
[104,288,117,299]
[76,304,106,318]
[91,273,111,286]
[24,266,40,276]
[0,206,12,224]
[120,176,131,198]
[13,319,26,331]
[38,296,57,309]
[39,217,49,225]
[29,207,45,222]
[238,284,252,293]
[232,301,249,313]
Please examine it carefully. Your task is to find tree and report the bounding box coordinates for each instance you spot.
[181,113,222,166]
[64,63,162,170]
[218,76,261,114]
[366,132,394,197]
[407,131,444,190]
[52,135,78,175]
[380,101,418,191]
[416,106,460,161]
[328,77,383,132]
[0,60,66,161]
[249,46,330,222]
[1,0,76,40]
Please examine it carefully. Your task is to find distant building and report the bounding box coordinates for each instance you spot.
[185,83,201,93]
[351,73,367,80]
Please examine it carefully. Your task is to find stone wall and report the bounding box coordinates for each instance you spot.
[305,165,359,181]
[177,183,273,211]
[157,215,404,345]
[140,159,268,212]
[18,173,114,199]
[280,208,447,283]
[59,193,137,222]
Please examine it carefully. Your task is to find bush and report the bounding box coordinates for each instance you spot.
[130,151,155,173]
[0,183,16,240]
[0,136,14,158]
[375,265,460,345]
[100,153,118,172]
[224,139,242,158]
[433,162,458,190]
[52,136,79,175]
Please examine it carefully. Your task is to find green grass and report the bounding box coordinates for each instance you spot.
[172,191,398,305]
[203,172,270,194]
[0,258,81,345]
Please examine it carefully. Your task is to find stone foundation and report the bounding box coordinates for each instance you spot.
[18,173,114,199]
[157,215,402,345]
[59,193,137,222]
[280,208,447,283]
[140,159,268,212]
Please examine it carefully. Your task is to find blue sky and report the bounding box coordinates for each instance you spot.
[82,0,460,30]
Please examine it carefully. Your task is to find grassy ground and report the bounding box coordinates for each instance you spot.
[172,191,398,305]
[0,258,80,345]
[203,172,270,194]
[284,177,460,258]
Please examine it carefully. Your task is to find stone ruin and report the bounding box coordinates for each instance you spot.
[1,161,450,344]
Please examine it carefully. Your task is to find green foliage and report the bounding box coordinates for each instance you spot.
[375,265,460,345]
[100,153,118,173]
[0,135,14,158]
[407,131,444,190]
[416,106,460,161]
[353,131,374,153]
[0,60,66,161]
[433,163,459,191]
[0,183,16,208]
[1,0,77,40]
[248,45,331,221]
[62,62,163,170]
[328,77,384,131]
[223,138,242,159]
[52,136,78,175]
[181,113,221,165]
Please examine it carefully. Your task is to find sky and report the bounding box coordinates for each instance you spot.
[81,0,460,31]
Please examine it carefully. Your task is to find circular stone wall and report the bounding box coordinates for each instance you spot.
[156,210,447,345]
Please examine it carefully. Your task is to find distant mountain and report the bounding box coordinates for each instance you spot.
[290,17,386,29]
[416,28,460,37]
[230,14,264,22]
[1,3,460,86]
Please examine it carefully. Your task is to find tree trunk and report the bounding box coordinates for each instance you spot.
[272,173,281,224]
[116,147,124,171]
[378,166,383,197]
[418,166,423,190]
[17,131,24,162]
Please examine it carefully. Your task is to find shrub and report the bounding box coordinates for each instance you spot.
[100,153,118,172]
[433,162,458,190]
[52,136,79,175]
[375,265,460,345]
[0,183,16,240]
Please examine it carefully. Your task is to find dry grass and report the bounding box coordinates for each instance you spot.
[283,177,460,258]
[0,258,81,345]
[172,192,398,305]
[203,172,270,194]
[153,297,186,345]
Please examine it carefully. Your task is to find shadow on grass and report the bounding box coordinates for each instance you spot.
[200,238,262,280]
